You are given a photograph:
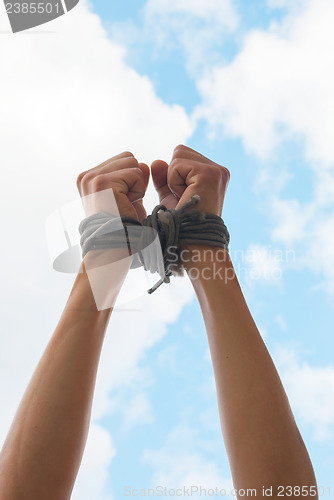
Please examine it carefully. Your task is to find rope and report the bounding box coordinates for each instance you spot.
[78,195,230,293]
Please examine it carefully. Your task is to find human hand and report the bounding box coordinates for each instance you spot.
[76,152,150,222]
[151,145,230,216]
[76,152,150,295]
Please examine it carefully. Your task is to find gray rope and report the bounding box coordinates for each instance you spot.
[78,195,230,293]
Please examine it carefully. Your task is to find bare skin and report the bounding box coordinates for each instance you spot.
[0,146,317,499]
[0,152,149,500]
[152,145,318,497]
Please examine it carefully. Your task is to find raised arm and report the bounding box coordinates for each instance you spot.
[0,152,149,500]
[151,145,318,498]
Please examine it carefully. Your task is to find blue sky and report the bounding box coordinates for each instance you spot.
[1,0,334,498]
[88,0,334,495]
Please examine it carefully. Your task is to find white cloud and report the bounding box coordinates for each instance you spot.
[242,243,283,284]
[142,422,233,496]
[267,0,310,10]
[122,392,155,429]
[107,0,240,98]
[196,0,334,166]
[72,424,116,500]
[0,1,194,497]
[255,194,334,294]
[271,198,314,246]
[306,213,334,295]
[194,0,334,295]
[275,347,334,441]
[108,390,155,432]
[131,0,240,74]
[254,166,292,196]
[144,0,238,28]
[314,170,334,208]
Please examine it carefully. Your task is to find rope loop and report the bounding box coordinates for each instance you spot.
[79,195,230,293]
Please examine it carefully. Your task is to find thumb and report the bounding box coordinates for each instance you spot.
[151,160,177,208]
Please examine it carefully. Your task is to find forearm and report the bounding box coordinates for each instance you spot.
[183,247,317,495]
[0,255,128,500]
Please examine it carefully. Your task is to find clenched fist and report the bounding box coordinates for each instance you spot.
[151,145,230,216]
[76,152,150,222]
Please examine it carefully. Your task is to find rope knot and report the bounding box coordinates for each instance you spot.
[79,195,229,294]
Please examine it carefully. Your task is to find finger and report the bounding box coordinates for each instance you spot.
[168,158,201,209]
[133,163,150,223]
[175,184,199,211]
[107,168,147,203]
[82,167,147,218]
[168,159,222,211]
[77,153,136,194]
[93,151,134,171]
[151,160,174,200]
[172,144,217,166]
[168,158,207,196]
[151,159,179,210]
[79,157,140,195]
[97,155,139,174]
[88,158,148,185]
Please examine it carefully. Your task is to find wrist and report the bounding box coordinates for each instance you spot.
[180,246,243,317]
[68,248,131,313]
[179,245,235,286]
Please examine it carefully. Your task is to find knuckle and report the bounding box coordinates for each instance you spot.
[172,146,187,161]
[127,157,139,169]
[223,166,230,182]
[91,175,106,191]
[211,166,222,179]
[203,166,221,183]
[133,170,146,190]
[121,151,134,158]
[80,172,94,190]
[208,165,229,184]
[116,156,138,171]
[166,166,174,184]
[76,171,87,188]
[170,157,183,168]
[133,166,144,177]
[173,144,186,154]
